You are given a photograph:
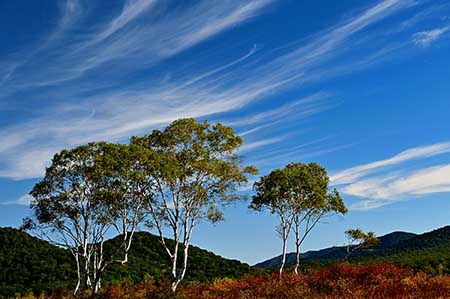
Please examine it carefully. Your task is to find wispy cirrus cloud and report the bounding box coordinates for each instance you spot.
[331,142,450,185]
[332,142,450,211]
[0,0,440,180]
[1,0,274,88]
[239,135,289,153]
[93,0,157,44]
[229,92,335,128]
[413,25,450,47]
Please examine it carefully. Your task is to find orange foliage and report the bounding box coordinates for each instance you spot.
[17,263,450,299]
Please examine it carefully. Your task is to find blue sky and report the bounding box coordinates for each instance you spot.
[1,0,450,265]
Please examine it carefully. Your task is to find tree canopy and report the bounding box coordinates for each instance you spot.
[131,118,257,290]
[250,162,347,275]
[26,142,147,293]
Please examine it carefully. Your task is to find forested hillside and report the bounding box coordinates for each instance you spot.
[0,227,74,296]
[0,227,256,297]
[256,226,450,273]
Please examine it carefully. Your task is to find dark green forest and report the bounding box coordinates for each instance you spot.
[256,225,450,274]
[0,228,256,297]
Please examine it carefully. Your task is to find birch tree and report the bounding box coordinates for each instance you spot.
[285,162,347,274]
[89,143,150,292]
[131,118,257,291]
[344,228,379,261]
[250,169,293,277]
[25,142,146,294]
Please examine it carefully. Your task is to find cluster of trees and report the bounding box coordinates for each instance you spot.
[24,119,256,294]
[22,118,370,294]
[250,163,347,275]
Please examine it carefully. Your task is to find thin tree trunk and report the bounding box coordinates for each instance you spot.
[294,236,300,274]
[293,215,301,275]
[171,215,194,292]
[171,241,190,291]
[73,253,81,294]
[93,279,101,294]
[171,241,179,281]
[343,244,362,261]
[82,254,91,290]
[170,253,178,291]
[279,226,288,278]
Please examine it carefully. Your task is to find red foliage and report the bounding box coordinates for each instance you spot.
[19,263,450,299]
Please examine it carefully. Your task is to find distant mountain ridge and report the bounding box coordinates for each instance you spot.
[255,226,450,269]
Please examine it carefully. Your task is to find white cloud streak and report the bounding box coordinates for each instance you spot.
[332,142,450,211]
[228,92,335,128]
[2,0,274,87]
[239,136,288,152]
[93,0,157,44]
[0,0,427,179]
[331,142,450,185]
[413,25,450,47]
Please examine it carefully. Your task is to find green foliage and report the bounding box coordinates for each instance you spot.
[26,142,149,293]
[345,229,380,249]
[0,227,75,297]
[250,162,347,274]
[131,118,258,211]
[130,118,257,289]
[284,162,347,214]
[251,168,291,214]
[250,162,347,218]
[17,118,258,294]
[0,228,257,297]
[344,228,380,260]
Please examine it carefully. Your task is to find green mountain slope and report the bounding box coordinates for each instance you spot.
[103,231,256,284]
[0,227,255,297]
[0,227,75,296]
[256,226,450,272]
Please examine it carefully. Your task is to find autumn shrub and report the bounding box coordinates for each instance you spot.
[12,263,450,299]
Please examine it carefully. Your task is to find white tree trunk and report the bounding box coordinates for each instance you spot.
[278,219,291,278]
[279,235,287,277]
[294,236,300,274]
[82,254,91,290]
[73,253,81,294]
[93,279,101,294]
[171,241,179,281]
[171,241,190,292]
[293,216,301,275]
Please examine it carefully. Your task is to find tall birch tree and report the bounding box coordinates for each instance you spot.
[251,162,347,276]
[285,162,347,274]
[25,142,146,294]
[250,169,293,277]
[131,118,257,291]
